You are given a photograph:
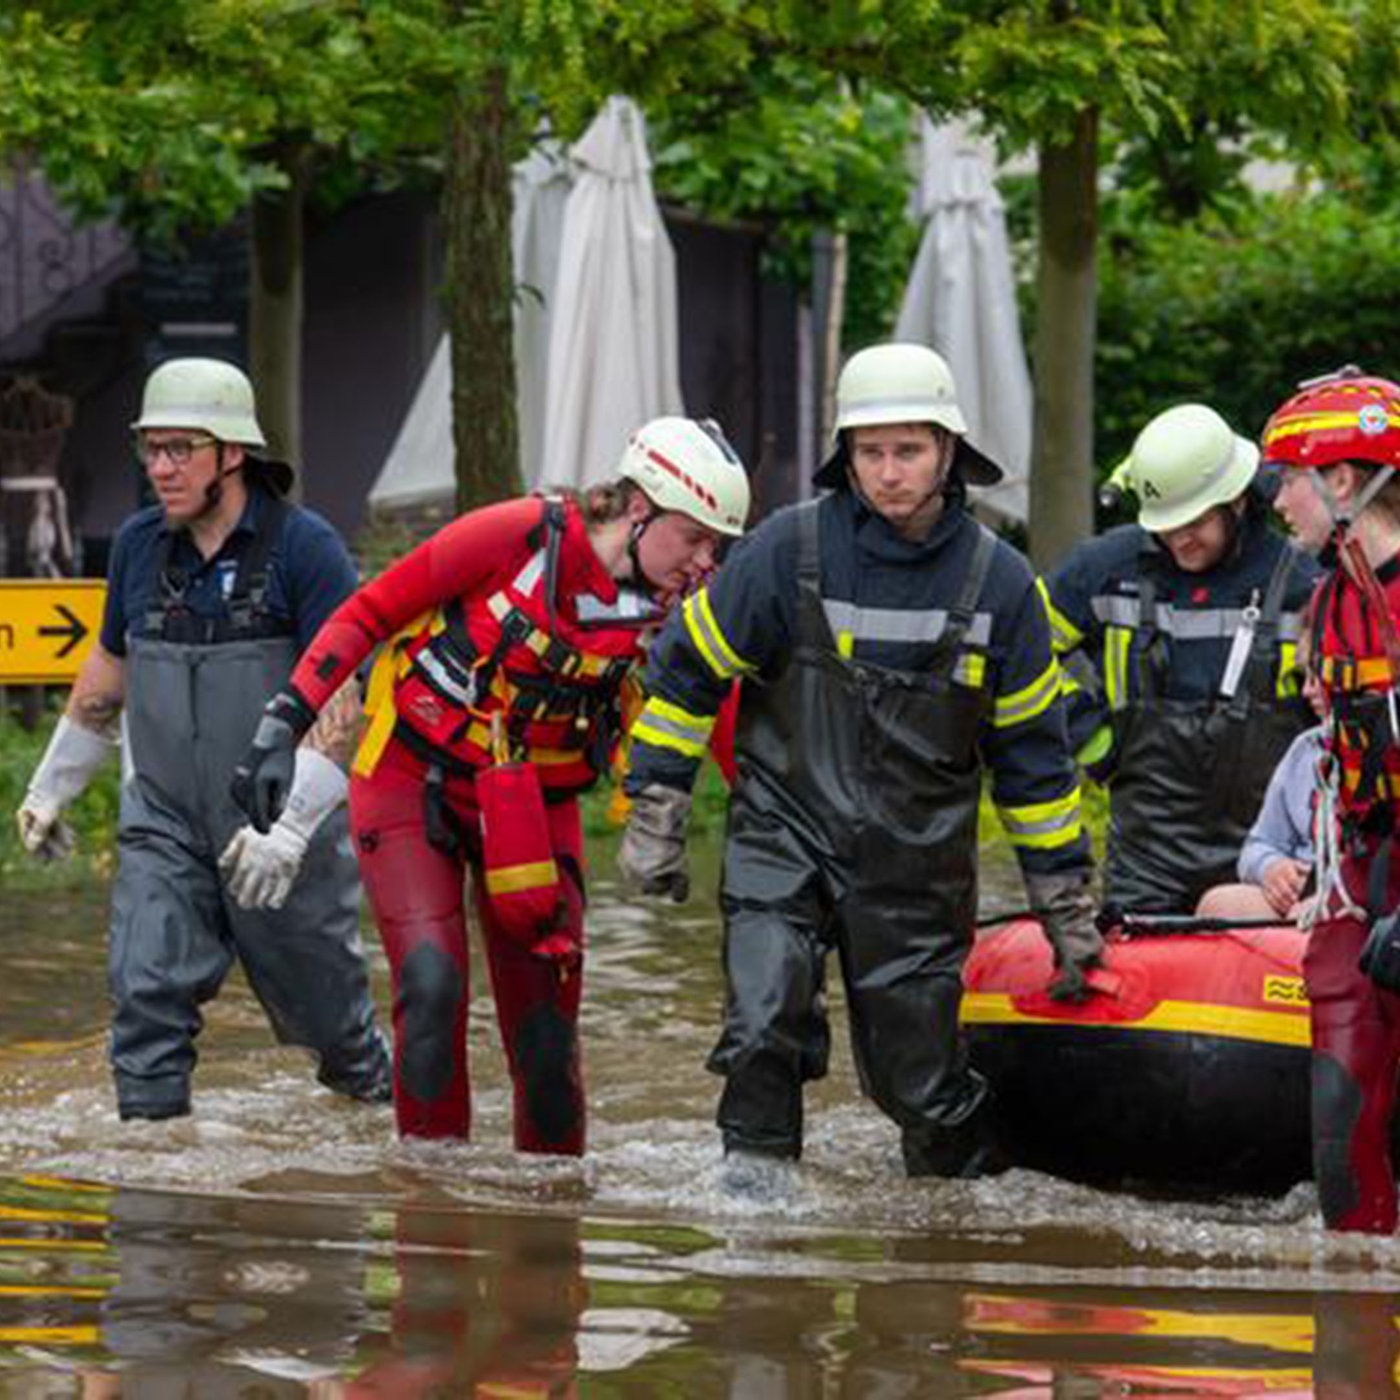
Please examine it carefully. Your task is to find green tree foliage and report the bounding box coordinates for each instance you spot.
[648,58,918,349]
[1096,188,1400,486]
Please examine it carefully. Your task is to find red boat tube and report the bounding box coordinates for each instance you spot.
[961,918,1336,1193]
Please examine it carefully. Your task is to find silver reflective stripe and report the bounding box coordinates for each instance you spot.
[1091,594,1282,640]
[822,599,992,647]
[415,647,477,706]
[1000,804,1079,841]
[512,550,546,597]
[577,589,656,623]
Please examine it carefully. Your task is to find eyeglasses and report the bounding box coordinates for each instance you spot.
[134,434,216,467]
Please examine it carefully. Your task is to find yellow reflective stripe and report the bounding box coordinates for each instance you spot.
[961,992,1310,1047]
[954,652,986,688]
[993,659,1059,728]
[836,630,854,658]
[1341,767,1400,796]
[463,723,580,766]
[683,589,752,680]
[997,788,1083,850]
[1042,584,1083,654]
[1076,723,1114,768]
[1276,639,1298,698]
[0,1325,101,1344]
[1104,625,1131,709]
[1267,410,1400,444]
[632,698,714,759]
[484,859,559,896]
[1321,654,1392,687]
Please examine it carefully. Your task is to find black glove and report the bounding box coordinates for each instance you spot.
[1024,868,1104,1005]
[1047,954,1101,1004]
[230,689,316,833]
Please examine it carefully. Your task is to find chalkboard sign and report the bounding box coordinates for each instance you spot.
[139,224,249,366]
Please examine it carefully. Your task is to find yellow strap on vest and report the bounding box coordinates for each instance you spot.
[352,610,433,779]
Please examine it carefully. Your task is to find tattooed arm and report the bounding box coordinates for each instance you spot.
[301,676,362,770]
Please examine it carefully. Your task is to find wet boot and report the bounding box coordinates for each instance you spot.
[718,1147,800,1203]
[902,1104,1010,1180]
[317,1030,394,1106]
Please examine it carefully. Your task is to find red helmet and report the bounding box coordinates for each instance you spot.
[1262,366,1400,471]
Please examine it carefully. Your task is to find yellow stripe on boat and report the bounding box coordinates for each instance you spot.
[960,993,1310,1047]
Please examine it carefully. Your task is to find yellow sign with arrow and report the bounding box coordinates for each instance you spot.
[0,580,105,684]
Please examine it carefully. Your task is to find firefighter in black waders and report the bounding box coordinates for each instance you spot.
[231,418,750,1153]
[1045,403,1319,915]
[619,343,1104,1180]
[1268,367,1400,1234]
[15,358,389,1119]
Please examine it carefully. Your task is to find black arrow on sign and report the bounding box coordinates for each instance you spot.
[39,603,88,658]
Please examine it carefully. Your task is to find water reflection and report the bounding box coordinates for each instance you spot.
[1,1174,1399,1395]
[5,841,1400,1394]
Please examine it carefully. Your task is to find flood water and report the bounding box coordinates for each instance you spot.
[3,835,1400,1396]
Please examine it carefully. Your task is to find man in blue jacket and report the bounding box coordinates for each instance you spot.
[15,357,389,1120]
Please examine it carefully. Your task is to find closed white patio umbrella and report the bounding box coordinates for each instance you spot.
[895,117,1031,523]
[538,96,684,491]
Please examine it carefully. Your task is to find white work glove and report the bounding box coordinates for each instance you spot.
[16,715,117,861]
[219,748,347,910]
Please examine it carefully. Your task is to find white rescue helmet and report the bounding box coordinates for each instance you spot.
[132,357,295,495]
[1124,403,1259,534]
[617,416,750,536]
[133,357,267,447]
[816,341,1004,487]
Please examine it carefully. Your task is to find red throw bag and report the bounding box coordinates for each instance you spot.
[478,720,560,944]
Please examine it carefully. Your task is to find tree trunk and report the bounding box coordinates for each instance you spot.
[249,148,307,488]
[1029,107,1098,569]
[444,66,521,513]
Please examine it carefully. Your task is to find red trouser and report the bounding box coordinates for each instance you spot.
[1305,845,1400,1233]
[349,737,586,1152]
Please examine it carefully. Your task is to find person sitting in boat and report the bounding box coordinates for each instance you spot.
[1045,403,1319,914]
[1195,617,1324,922]
[1267,365,1400,1235]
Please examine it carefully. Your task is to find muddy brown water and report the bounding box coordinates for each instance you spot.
[1,837,1399,1396]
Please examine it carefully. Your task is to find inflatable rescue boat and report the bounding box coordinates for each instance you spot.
[960,916,1359,1194]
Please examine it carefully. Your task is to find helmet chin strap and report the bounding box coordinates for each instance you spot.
[626,508,663,596]
[196,443,241,518]
[1309,463,1397,551]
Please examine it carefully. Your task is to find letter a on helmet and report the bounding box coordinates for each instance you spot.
[1124,403,1259,533]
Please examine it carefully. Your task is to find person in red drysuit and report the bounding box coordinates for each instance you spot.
[231,418,750,1151]
[1267,366,1400,1232]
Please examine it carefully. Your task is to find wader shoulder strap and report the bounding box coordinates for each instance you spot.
[938,522,996,653]
[538,495,568,635]
[225,497,290,634]
[793,500,834,652]
[142,498,289,640]
[1134,574,1164,701]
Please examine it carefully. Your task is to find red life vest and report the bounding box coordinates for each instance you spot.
[1316,557,1400,819]
[362,497,658,792]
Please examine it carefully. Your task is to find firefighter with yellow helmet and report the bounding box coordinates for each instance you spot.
[619,342,1102,1187]
[1045,402,1319,914]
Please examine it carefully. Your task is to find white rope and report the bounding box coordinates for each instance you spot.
[1307,716,1364,928]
